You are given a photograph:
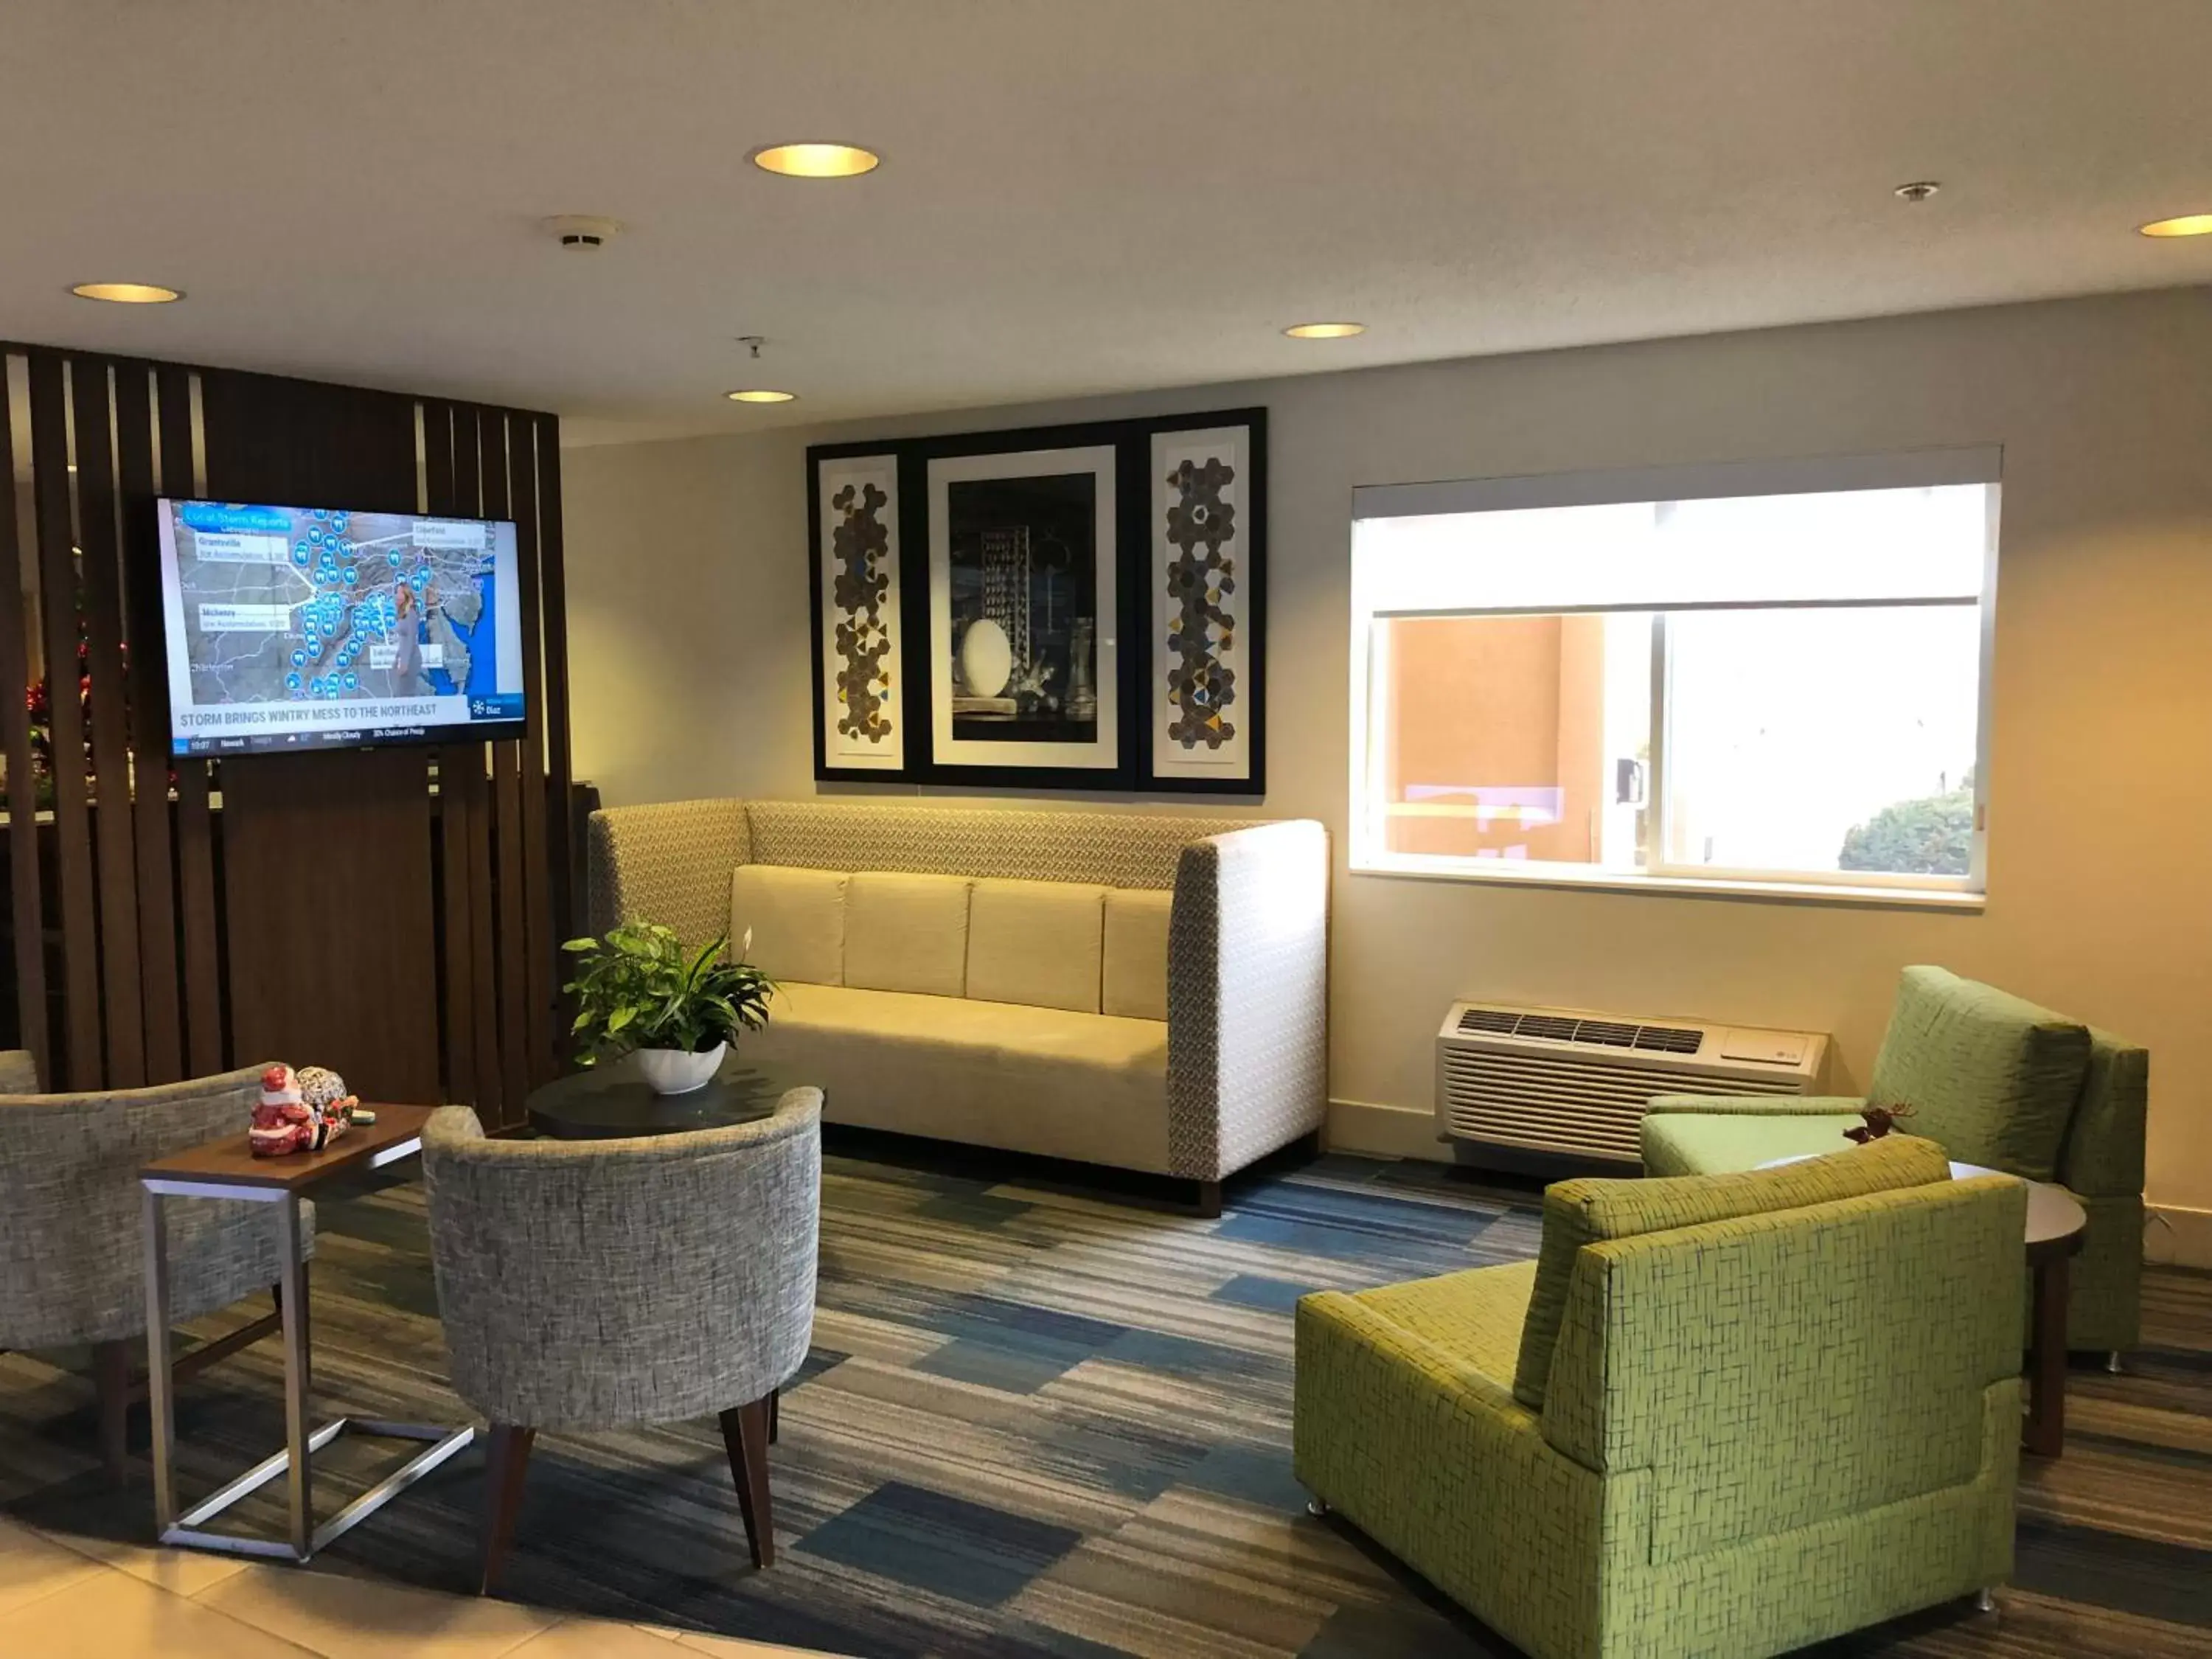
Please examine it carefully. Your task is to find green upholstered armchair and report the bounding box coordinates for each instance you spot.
[1641,965,2147,1354]
[1293,1139,2024,1659]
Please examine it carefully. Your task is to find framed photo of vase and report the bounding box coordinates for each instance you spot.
[1144,410,1265,792]
[921,442,1121,785]
[808,451,905,778]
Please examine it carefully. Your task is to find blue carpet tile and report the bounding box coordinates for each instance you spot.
[2,1146,2208,1658]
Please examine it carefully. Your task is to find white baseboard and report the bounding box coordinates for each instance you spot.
[1325,1098,1451,1162]
[2146,1203,2212,1270]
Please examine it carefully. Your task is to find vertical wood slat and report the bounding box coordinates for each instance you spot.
[71,356,146,1087]
[0,356,50,1082]
[449,408,501,1119]
[26,351,102,1089]
[479,414,531,1116]
[115,361,181,1082]
[510,418,555,1085]
[535,417,574,958]
[459,750,502,1122]
[220,748,441,1102]
[422,400,471,1103]
[439,759,479,1107]
[159,365,224,1078]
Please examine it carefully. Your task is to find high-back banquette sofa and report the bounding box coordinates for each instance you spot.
[587,800,1329,1212]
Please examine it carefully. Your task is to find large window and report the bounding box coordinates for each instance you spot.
[1349,451,1998,900]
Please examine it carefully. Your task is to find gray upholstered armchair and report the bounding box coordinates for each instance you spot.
[0,1057,307,1481]
[420,1090,822,1593]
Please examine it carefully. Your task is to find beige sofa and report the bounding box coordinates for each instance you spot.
[586,800,1329,1212]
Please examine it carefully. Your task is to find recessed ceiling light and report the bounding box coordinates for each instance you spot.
[726,389,798,404]
[71,282,183,304]
[2139,213,2212,237]
[751,142,880,179]
[1284,321,1366,339]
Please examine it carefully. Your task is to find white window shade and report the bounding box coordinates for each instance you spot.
[1352,448,2000,616]
[1355,483,1993,615]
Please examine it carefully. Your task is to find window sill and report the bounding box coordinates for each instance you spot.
[1348,855,1986,913]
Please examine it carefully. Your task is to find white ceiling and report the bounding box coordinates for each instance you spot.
[4,1,2210,446]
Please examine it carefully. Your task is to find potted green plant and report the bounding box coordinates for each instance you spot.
[561,922,776,1095]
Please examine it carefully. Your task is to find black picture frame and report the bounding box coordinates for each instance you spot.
[806,406,1266,796]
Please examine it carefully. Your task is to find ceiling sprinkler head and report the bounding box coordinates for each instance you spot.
[541,214,624,251]
[1893,181,1941,204]
[737,335,766,358]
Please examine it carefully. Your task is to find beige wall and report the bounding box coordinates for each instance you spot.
[563,287,2212,1224]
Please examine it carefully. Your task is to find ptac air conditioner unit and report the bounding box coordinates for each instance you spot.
[1436,1002,1829,1171]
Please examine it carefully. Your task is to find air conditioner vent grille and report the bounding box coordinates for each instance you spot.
[1438,1001,1826,1168]
[1455,1006,1706,1053]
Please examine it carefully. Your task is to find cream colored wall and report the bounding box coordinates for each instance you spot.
[563,287,2212,1221]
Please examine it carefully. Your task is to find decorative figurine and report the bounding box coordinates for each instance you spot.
[1844,1101,1917,1144]
[248,1063,356,1157]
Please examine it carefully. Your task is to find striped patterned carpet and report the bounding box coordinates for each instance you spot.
[1,1141,2207,1657]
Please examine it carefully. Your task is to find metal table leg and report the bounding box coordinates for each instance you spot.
[142,1174,474,1563]
[278,1195,311,1557]
[142,1186,176,1533]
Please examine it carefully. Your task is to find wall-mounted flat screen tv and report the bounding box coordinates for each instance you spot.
[156,498,527,756]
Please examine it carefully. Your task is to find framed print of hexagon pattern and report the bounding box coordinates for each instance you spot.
[815,454,904,773]
[1150,422,1259,787]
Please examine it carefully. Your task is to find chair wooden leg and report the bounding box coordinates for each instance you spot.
[720,1397,775,1568]
[93,1340,132,1485]
[479,1424,535,1595]
[768,1388,779,1445]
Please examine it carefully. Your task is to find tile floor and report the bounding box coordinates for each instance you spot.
[0,1512,830,1659]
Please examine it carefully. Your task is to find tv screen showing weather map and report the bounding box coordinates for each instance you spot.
[157,499,526,756]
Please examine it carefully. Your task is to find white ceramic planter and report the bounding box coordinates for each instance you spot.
[634,1043,726,1096]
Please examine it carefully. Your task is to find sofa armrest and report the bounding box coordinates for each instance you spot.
[2056,1031,2147,1200]
[0,1049,41,1094]
[1165,820,1328,1181]
[585,799,753,950]
[1644,1093,1868,1118]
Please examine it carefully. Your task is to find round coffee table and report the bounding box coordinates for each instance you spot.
[1757,1152,2087,1455]
[525,1054,816,1140]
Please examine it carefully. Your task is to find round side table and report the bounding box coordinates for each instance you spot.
[1952,1161,2086,1457]
[525,1054,816,1140]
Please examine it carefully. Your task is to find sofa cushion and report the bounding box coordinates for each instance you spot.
[844,872,973,998]
[1868,965,2090,1183]
[1354,1259,1539,1387]
[1640,1107,1868,1178]
[1102,889,1172,1021]
[1511,1136,1952,1412]
[730,865,847,986]
[745,981,1172,1173]
[966,878,1109,1015]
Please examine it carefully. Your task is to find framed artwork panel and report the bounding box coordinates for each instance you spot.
[924,444,1121,779]
[810,452,905,777]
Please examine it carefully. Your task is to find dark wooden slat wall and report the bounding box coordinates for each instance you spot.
[115,361,183,1083]
[70,356,146,1087]
[0,346,568,1105]
[158,363,226,1080]
[536,419,576,963]
[479,413,532,1121]
[0,369,49,1084]
[25,351,102,1088]
[510,418,555,1087]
